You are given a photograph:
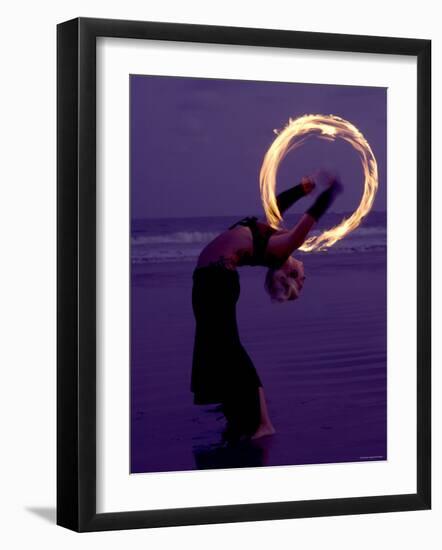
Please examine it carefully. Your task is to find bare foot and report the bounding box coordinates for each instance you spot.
[251,423,276,440]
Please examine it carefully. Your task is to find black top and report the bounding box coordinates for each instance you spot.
[229,216,280,267]
[226,182,310,269]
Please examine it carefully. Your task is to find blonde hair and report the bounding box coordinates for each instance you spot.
[264,268,300,303]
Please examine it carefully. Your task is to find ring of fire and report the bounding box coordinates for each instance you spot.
[259,114,379,252]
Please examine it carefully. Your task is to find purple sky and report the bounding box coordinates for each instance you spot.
[130,75,386,219]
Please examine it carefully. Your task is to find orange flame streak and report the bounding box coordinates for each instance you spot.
[259,114,379,252]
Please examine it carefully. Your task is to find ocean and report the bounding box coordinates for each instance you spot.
[131,211,387,265]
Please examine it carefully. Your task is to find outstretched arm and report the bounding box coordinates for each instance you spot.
[266,213,316,260]
[266,179,342,261]
[275,177,315,215]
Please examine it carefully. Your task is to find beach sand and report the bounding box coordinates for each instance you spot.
[130,250,387,473]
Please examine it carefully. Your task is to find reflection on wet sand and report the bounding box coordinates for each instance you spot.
[193,435,275,470]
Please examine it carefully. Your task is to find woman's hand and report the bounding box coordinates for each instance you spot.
[312,169,342,190]
[300,176,316,195]
[329,177,344,196]
[305,173,343,222]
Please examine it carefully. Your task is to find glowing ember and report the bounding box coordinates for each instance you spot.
[259,114,379,252]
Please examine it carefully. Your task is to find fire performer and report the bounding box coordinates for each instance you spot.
[191,171,342,442]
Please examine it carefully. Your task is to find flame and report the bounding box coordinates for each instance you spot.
[259,114,379,252]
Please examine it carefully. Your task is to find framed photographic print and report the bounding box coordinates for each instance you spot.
[57,17,431,532]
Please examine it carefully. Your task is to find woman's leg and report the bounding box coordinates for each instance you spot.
[251,387,276,439]
[222,385,276,442]
[221,385,261,442]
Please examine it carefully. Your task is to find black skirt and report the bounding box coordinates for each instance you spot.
[190,264,262,406]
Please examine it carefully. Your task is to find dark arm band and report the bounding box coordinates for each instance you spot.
[275,183,307,215]
[306,184,339,221]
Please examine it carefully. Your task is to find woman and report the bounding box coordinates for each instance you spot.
[191,172,342,443]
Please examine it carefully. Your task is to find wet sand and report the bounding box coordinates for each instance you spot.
[130,251,387,473]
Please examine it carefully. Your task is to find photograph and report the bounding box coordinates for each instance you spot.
[129,74,387,474]
[0,0,434,541]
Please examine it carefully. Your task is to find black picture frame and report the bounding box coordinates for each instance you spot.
[57,17,431,532]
